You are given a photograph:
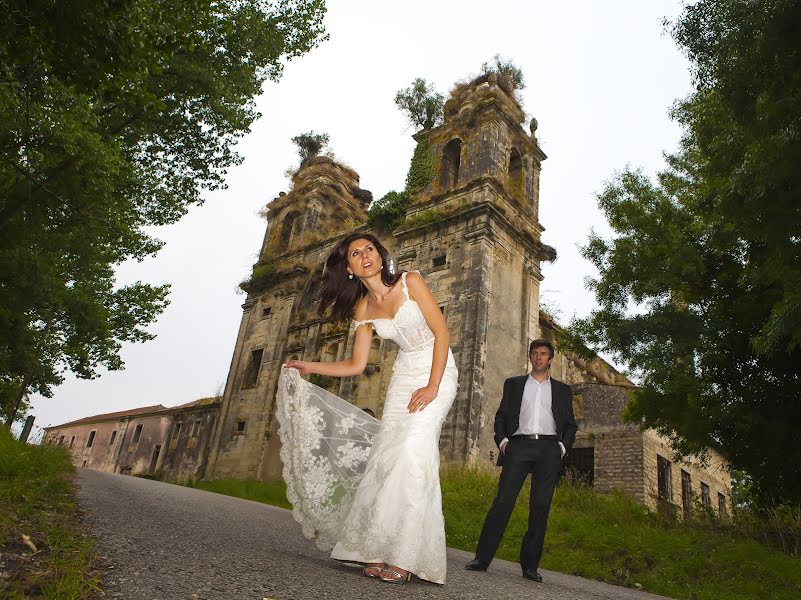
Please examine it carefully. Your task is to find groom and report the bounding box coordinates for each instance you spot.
[466,338,577,583]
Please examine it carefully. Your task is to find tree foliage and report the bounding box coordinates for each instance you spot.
[291,130,330,163]
[394,78,444,130]
[0,0,327,420]
[571,0,801,505]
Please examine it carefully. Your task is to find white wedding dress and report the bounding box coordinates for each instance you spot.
[276,271,458,584]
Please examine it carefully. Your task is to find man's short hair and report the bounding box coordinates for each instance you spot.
[529,338,555,359]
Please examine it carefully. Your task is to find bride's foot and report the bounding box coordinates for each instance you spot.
[379,566,412,584]
[362,562,385,578]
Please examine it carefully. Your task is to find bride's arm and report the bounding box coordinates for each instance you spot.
[405,271,449,411]
[284,324,372,377]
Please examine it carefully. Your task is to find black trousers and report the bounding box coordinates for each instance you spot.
[474,437,562,572]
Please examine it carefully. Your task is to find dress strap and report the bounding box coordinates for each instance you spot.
[400,271,412,300]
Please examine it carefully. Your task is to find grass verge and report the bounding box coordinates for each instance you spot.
[189,467,801,600]
[0,426,101,599]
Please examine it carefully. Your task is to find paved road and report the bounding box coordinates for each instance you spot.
[75,469,672,600]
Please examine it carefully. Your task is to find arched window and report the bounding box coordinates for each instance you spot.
[439,138,462,189]
[507,147,523,202]
[305,200,322,233]
[279,214,297,246]
[324,343,338,363]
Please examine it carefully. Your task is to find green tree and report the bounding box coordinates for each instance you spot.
[291,130,330,163]
[572,0,801,505]
[0,0,327,423]
[394,78,444,130]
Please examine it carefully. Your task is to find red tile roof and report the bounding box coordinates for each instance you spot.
[45,396,222,430]
[47,405,168,429]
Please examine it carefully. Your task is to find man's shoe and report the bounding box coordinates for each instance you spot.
[465,558,489,572]
[522,569,543,583]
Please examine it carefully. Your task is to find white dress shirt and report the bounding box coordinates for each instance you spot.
[515,376,556,436]
[501,374,565,457]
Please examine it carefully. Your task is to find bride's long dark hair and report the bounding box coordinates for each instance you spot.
[318,233,402,323]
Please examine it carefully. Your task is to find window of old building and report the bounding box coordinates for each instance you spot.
[681,469,692,517]
[261,306,272,318]
[150,444,161,473]
[562,447,594,485]
[432,254,446,269]
[439,138,462,189]
[701,482,711,507]
[323,343,338,363]
[718,492,727,516]
[170,422,182,448]
[190,420,200,438]
[109,430,117,446]
[279,214,297,246]
[657,454,673,501]
[507,147,523,201]
[235,419,247,435]
[86,431,96,448]
[305,200,322,233]
[69,436,75,447]
[242,348,264,389]
[131,424,143,444]
[58,435,64,445]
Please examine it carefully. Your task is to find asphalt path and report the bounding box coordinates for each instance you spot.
[75,469,673,600]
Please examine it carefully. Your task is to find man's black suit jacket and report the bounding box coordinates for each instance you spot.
[493,374,578,467]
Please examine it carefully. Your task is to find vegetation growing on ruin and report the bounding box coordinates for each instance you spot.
[404,138,437,197]
[239,259,309,295]
[368,137,437,231]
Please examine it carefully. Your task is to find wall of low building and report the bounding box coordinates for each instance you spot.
[642,431,731,516]
[111,415,172,476]
[47,420,126,472]
[569,383,645,502]
[157,406,219,483]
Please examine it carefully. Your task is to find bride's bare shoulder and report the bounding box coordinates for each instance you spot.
[353,296,370,321]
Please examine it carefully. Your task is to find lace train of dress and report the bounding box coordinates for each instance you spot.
[276,271,458,584]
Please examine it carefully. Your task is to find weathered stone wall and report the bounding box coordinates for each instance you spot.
[157,404,219,483]
[642,431,731,515]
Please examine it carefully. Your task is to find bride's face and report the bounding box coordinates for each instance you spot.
[346,238,382,279]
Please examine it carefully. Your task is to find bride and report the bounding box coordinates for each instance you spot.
[280,232,458,585]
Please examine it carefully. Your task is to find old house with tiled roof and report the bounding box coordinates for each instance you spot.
[44,397,220,483]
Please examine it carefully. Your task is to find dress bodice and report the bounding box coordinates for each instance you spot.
[352,271,435,352]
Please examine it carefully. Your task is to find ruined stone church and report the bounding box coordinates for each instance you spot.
[47,75,731,515]
[204,74,561,480]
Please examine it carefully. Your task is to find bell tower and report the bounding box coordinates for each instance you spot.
[395,74,555,463]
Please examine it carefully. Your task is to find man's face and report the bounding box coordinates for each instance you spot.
[530,346,553,373]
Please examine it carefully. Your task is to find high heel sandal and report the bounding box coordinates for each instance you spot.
[379,567,412,584]
[362,564,385,579]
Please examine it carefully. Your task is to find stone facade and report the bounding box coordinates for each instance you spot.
[44,398,220,483]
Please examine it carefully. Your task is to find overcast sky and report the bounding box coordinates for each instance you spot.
[27,0,693,436]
